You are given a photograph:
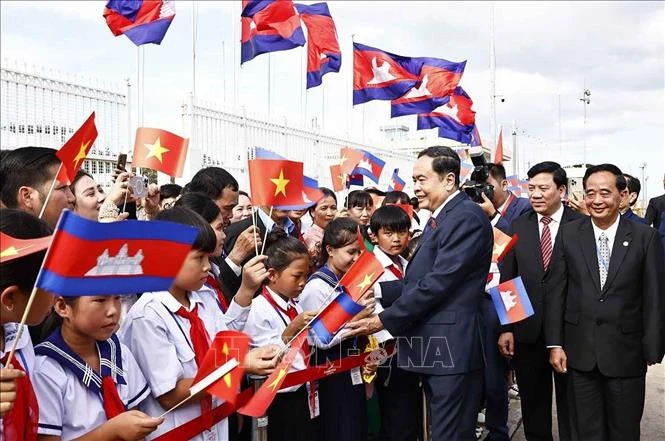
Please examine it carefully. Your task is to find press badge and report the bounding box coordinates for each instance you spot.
[350,367,363,385]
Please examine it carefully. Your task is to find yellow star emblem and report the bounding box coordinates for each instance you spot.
[73,139,92,168]
[339,155,348,167]
[222,342,232,388]
[0,245,32,259]
[267,368,287,391]
[144,137,170,162]
[338,172,347,185]
[270,169,290,196]
[356,273,375,292]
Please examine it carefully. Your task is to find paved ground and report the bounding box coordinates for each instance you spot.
[482,363,665,440]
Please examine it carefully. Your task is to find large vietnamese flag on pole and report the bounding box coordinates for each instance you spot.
[56,112,98,184]
[132,128,189,177]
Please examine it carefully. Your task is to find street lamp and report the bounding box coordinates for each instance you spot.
[580,89,591,166]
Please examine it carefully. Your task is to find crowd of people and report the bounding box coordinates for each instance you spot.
[0,145,664,441]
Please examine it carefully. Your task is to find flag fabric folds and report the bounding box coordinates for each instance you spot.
[295,3,341,89]
[488,276,534,325]
[35,210,198,296]
[339,251,384,301]
[352,150,385,184]
[416,87,476,144]
[390,57,466,117]
[339,147,365,175]
[132,127,189,177]
[248,159,306,207]
[388,168,405,192]
[330,164,346,192]
[353,42,419,105]
[494,127,504,164]
[0,233,51,264]
[347,173,363,188]
[104,0,175,46]
[470,125,483,147]
[492,227,518,263]
[56,112,98,185]
[241,0,306,64]
[310,290,364,345]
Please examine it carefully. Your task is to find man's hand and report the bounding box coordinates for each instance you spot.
[228,226,262,265]
[497,332,515,358]
[568,192,589,216]
[142,183,160,219]
[479,192,497,217]
[345,315,384,338]
[549,347,568,373]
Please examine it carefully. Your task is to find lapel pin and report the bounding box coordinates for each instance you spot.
[623,241,629,247]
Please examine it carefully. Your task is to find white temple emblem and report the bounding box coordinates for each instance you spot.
[356,158,372,170]
[85,244,144,276]
[367,57,397,85]
[500,290,517,312]
[403,74,431,99]
[433,100,460,123]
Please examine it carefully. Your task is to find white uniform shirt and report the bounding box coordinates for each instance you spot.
[0,323,35,438]
[243,287,306,392]
[299,275,347,350]
[119,290,240,441]
[195,279,251,331]
[32,332,150,439]
[372,247,409,343]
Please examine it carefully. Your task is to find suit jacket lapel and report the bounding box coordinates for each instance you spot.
[602,217,632,294]
[579,218,602,294]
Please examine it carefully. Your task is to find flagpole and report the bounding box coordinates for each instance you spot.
[251,207,259,256]
[268,54,272,120]
[192,1,198,99]
[259,206,273,256]
[37,163,63,219]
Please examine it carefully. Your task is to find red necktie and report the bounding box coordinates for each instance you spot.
[206,274,229,313]
[540,216,553,270]
[1,355,38,441]
[101,376,126,419]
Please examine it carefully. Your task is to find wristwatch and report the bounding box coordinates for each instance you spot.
[489,211,500,220]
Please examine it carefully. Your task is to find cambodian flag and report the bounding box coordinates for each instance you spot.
[353,42,419,105]
[104,0,175,46]
[488,276,534,325]
[391,57,466,117]
[241,0,306,64]
[417,87,476,144]
[388,168,405,192]
[310,290,364,345]
[347,173,363,188]
[469,125,483,147]
[36,210,197,296]
[295,3,341,89]
[352,150,385,184]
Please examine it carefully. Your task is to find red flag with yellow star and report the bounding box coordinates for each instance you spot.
[248,159,306,206]
[0,232,51,264]
[339,147,364,175]
[56,112,98,184]
[237,332,308,417]
[132,128,189,177]
[339,251,384,301]
[330,164,346,192]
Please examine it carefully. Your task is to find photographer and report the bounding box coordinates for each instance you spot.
[477,163,532,233]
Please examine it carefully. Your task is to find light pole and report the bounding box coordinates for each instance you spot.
[639,162,648,209]
[580,88,591,166]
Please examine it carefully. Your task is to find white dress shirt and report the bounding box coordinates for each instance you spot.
[591,213,621,256]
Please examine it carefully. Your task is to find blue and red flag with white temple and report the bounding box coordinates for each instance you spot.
[353,42,419,105]
[388,168,406,192]
[391,57,466,117]
[347,173,363,188]
[488,276,534,325]
[241,0,306,64]
[310,290,364,345]
[417,87,476,144]
[352,150,385,184]
[295,3,341,89]
[104,0,175,46]
[36,210,197,296]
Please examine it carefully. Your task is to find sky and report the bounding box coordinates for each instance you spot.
[1,1,663,200]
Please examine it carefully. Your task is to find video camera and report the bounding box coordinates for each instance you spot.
[461,148,494,203]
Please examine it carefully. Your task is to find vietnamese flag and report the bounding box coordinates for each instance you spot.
[238,332,308,417]
[493,127,504,164]
[339,147,364,175]
[492,227,518,263]
[330,164,346,192]
[248,159,306,207]
[339,251,384,301]
[132,128,189,177]
[0,232,52,264]
[56,112,98,184]
[192,331,250,407]
[394,203,414,219]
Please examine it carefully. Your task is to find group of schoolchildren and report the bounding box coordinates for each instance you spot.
[0,146,426,441]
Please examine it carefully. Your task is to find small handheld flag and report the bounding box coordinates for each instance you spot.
[494,127,504,164]
[339,147,365,175]
[492,228,518,263]
[56,112,98,184]
[0,233,51,264]
[352,150,385,184]
[35,210,198,296]
[133,128,189,177]
[330,164,347,192]
[310,290,364,345]
[248,159,306,207]
[339,251,384,301]
[388,168,405,192]
[488,276,534,325]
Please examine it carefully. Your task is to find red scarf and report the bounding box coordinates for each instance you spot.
[101,376,126,419]
[206,274,229,313]
[1,355,38,441]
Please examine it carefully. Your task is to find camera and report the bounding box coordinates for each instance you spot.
[461,148,495,203]
[128,176,149,198]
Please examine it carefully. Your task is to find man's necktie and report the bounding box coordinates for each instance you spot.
[423,217,437,237]
[597,232,610,289]
[540,216,553,270]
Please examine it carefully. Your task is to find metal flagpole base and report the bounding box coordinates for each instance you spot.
[251,377,268,441]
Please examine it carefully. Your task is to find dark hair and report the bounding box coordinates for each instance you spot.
[364,187,386,197]
[402,233,422,261]
[583,164,627,192]
[417,146,461,185]
[0,147,61,208]
[345,190,373,209]
[0,209,52,293]
[309,187,337,215]
[263,230,309,272]
[623,174,641,205]
[319,217,359,266]
[238,190,250,199]
[487,163,507,181]
[174,192,221,224]
[383,191,410,206]
[188,167,238,200]
[159,184,183,202]
[155,206,217,253]
[409,197,419,210]
[527,161,567,189]
[370,205,411,235]
[71,169,94,191]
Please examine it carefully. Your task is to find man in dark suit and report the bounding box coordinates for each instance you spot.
[476,162,532,441]
[545,164,665,441]
[644,173,665,228]
[497,161,582,441]
[349,146,493,441]
[620,174,648,225]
